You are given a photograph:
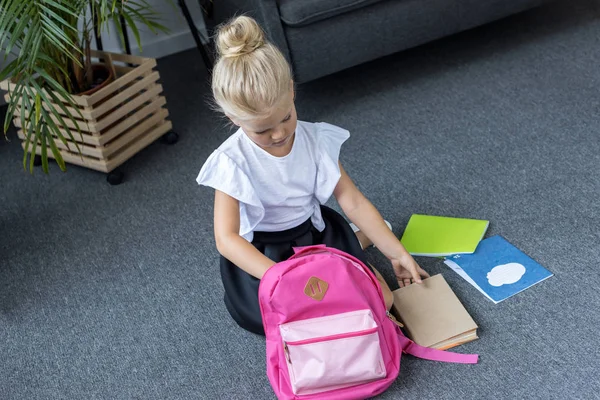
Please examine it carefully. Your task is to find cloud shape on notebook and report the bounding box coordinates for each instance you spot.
[486,263,526,287]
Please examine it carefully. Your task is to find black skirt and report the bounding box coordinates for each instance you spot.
[220,205,368,335]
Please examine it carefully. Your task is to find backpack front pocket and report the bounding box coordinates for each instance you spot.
[280,310,386,395]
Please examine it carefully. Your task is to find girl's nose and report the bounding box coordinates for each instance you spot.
[271,127,286,140]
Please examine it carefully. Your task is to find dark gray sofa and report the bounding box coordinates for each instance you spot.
[208,0,546,83]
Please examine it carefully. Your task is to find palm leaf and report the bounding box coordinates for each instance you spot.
[25,26,44,70]
[5,4,32,55]
[17,81,30,138]
[19,22,40,59]
[130,0,170,31]
[111,13,127,50]
[29,79,80,147]
[40,106,79,154]
[34,92,41,123]
[39,13,80,60]
[28,120,40,172]
[36,52,71,82]
[123,4,168,35]
[42,80,84,141]
[5,80,25,132]
[121,12,142,50]
[39,0,81,21]
[0,1,28,50]
[37,84,82,153]
[21,111,35,170]
[0,58,19,81]
[47,131,66,171]
[40,127,49,173]
[39,3,78,35]
[33,66,77,108]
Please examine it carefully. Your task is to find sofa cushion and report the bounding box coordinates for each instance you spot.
[278,0,387,27]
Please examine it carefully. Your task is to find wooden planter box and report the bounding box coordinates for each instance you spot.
[1,50,173,173]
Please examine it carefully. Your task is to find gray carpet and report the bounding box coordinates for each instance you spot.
[2,0,600,398]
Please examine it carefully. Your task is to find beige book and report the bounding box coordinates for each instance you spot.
[391,274,478,350]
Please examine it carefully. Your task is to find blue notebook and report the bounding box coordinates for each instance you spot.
[443,235,553,304]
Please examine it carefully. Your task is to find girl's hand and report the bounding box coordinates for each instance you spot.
[390,254,430,288]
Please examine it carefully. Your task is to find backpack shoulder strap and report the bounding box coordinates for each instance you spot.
[397,331,479,364]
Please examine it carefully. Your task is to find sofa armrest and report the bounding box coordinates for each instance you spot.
[207,0,291,65]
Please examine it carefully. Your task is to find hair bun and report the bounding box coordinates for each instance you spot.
[216,16,265,59]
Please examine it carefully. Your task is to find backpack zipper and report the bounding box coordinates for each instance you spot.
[284,342,292,364]
[386,310,404,328]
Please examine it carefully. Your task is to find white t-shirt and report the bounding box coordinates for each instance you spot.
[196,121,349,241]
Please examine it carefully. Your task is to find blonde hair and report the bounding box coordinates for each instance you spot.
[212,16,293,121]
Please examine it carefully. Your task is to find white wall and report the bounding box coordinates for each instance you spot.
[96,0,208,59]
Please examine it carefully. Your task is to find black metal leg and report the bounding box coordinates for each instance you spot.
[120,15,132,55]
[119,15,136,68]
[178,0,214,70]
[199,0,213,19]
[93,13,103,51]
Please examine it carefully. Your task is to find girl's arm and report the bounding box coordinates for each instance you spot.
[214,190,276,279]
[333,163,429,284]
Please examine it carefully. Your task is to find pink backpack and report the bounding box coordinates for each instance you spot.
[258,245,478,400]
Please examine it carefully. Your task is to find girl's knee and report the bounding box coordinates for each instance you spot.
[381,284,394,311]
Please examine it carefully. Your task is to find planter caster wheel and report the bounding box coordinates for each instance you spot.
[161,131,179,145]
[106,169,124,185]
[33,155,42,166]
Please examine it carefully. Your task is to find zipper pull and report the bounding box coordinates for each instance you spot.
[387,310,404,328]
[283,342,292,364]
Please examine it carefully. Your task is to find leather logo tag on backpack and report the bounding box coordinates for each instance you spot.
[304,277,329,301]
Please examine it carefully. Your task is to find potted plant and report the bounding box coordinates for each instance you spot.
[0,0,176,184]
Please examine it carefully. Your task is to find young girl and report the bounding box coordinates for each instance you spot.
[197,16,429,335]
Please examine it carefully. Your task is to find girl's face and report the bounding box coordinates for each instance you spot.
[231,88,298,157]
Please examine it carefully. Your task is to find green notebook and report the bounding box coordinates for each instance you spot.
[399,214,489,257]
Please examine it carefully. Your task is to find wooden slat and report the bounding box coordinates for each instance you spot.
[14,83,164,134]
[90,50,149,66]
[96,97,166,145]
[23,142,109,172]
[88,71,160,120]
[114,65,160,79]
[13,96,167,147]
[114,66,136,76]
[85,59,156,107]
[6,93,92,120]
[14,105,92,132]
[1,78,91,107]
[17,130,104,158]
[91,84,163,133]
[103,109,169,158]
[104,120,172,172]
[16,128,101,146]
